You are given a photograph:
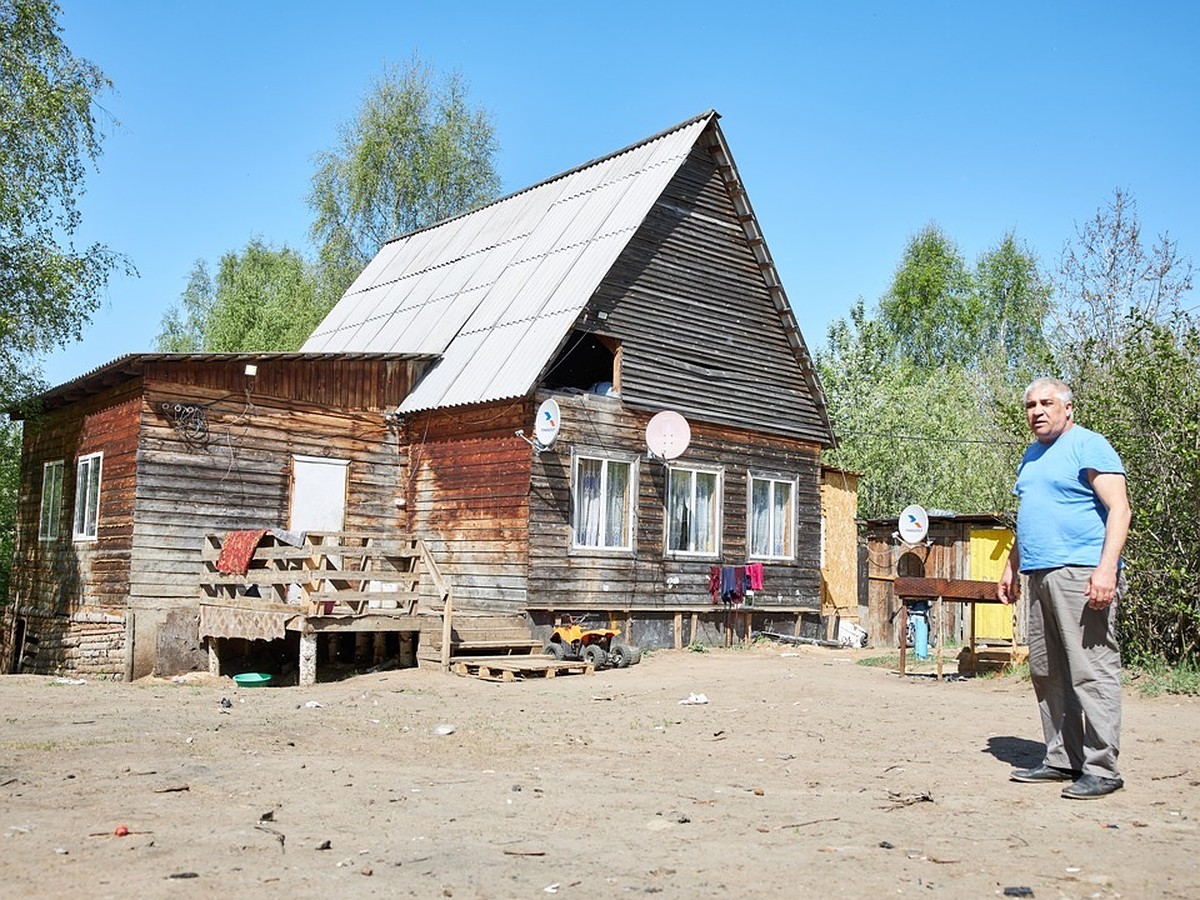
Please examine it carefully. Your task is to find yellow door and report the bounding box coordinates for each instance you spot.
[970,528,1014,640]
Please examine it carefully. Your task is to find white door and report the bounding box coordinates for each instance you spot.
[289,455,348,534]
[288,456,349,604]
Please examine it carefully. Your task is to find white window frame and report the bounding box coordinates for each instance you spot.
[73,452,103,541]
[748,472,797,561]
[665,465,722,558]
[39,460,65,540]
[570,452,636,552]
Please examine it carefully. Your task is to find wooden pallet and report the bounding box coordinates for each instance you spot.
[450,656,593,682]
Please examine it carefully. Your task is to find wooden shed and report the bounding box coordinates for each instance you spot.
[3,111,840,679]
[860,512,1019,650]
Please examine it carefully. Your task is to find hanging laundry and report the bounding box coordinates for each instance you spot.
[708,565,722,604]
[746,562,764,591]
[720,566,744,603]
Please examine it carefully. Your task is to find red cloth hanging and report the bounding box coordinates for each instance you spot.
[216,529,268,576]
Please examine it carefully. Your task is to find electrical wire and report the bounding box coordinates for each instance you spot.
[835,430,1025,447]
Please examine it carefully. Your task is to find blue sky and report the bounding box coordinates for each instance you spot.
[42,0,1199,387]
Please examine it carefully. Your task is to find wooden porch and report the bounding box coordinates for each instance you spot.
[199,531,454,684]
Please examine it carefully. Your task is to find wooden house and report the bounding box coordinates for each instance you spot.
[4,354,420,678]
[3,110,838,680]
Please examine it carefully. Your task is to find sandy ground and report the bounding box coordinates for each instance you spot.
[2,644,1198,900]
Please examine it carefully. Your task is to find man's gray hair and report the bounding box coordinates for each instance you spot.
[1023,377,1073,404]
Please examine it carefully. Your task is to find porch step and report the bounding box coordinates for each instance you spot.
[416,612,542,668]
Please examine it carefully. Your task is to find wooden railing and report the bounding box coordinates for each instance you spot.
[200,531,449,617]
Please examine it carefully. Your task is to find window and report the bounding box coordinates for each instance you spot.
[572,454,634,550]
[39,460,65,540]
[666,466,721,556]
[73,452,103,541]
[749,474,796,559]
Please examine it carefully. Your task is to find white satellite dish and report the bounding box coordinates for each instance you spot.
[898,504,930,544]
[645,411,691,461]
[533,398,562,450]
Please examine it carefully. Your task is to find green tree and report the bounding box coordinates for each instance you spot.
[1055,188,1193,394]
[1079,312,1200,665]
[205,240,326,352]
[819,228,1049,519]
[155,260,214,352]
[0,0,129,404]
[975,232,1054,376]
[1052,190,1197,665]
[2,0,128,607]
[154,240,328,353]
[877,224,978,368]
[308,55,501,300]
[818,301,1021,518]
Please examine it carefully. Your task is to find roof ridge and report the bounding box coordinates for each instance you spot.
[378,109,719,248]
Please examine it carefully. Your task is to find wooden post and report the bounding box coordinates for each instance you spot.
[673,612,683,650]
[299,631,318,686]
[373,632,387,665]
[967,602,978,674]
[935,596,944,682]
[440,593,453,672]
[898,602,908,676]
[207,637,221,676]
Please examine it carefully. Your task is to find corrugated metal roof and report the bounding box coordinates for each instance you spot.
[303,111,717,413]
[8,350,426,419]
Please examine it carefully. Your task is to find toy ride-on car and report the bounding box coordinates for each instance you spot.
[542,615,643,669]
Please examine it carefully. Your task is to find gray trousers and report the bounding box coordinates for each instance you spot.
[1026,565,1124,779]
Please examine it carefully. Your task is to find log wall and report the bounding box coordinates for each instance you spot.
[526,391,823,643]
[5,357,412,678]
[7,383,141,675]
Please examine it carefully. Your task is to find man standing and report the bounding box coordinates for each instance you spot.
[998,377,1131,800]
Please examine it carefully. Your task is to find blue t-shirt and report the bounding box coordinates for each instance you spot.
[1014,425,1125,572]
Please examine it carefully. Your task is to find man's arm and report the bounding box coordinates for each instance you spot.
[997,542,1020,604]
[1086,471,1132,609]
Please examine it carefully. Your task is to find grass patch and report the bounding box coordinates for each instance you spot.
[1125,660,1200,697]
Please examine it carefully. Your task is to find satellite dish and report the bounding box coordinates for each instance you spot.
[645,411,691,461]
[898,504,930,544]
[533,398,561,449]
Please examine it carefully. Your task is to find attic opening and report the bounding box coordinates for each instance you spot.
[543,330,622,396]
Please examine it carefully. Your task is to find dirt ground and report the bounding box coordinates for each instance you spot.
[2,644,1198,900]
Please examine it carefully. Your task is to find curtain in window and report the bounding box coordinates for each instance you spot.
[772,481,793,556]
[694,471,717,553]
[667,469,690,550]
[604,461,630,547]
[576,458,603,546]
[750,478,770,556]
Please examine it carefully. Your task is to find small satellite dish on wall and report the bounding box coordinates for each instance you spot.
[533,398,561,450]
[645,411,691,461]
[898,504,930,544]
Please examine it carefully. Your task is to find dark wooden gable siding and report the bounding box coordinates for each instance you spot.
[527,392,823,613]
[8,380,142,674]
[584,146,828,443]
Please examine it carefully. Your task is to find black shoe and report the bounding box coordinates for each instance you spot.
[1010,764,1078,783]
[1061,774,1124,799]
